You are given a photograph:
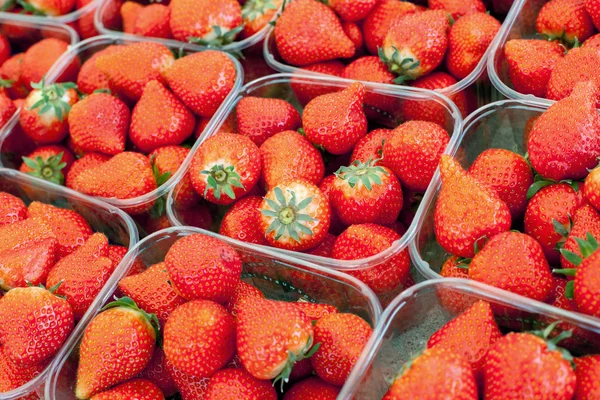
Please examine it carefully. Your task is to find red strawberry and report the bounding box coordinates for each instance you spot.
[65,153,110,189]
[89,378,164,400]
[76,45,124,95]
[289,61,345,105]
[0,285,74,367]
[303,82,367,155]
[0,53,29,100]
[164,233,242,303]
[332,224,410,295]
[574,355,600,399]
[537,0,594,44]
[133,4,172,39]
[164,300,236,377]
[342,21,364,55]
[68,92,129,155]
[21,0,75,16]
[0,218,54,254]
[0,192,27,227]
[195,113,237,139]
[383,347,477,399]
[189,133,261,205]
[468,149,533,220]
[585,164,600,210]
[274,0,355,66]
[350,128,392,165]
[150,145,197,209]
[236,97,301,146]
[0,32,9,66]
[74,0,101,39]
[294,301,338,321]
[434,155,511,258]
[383,120,450,192]
[325,0,377,21]
[284,376,340,400]
[121,1,143,33]
[0,237,57,290]
[547,47,600,105]
[19,145,75,185]
[318,174,346,234]
[164,51,238,118]
[75,297,159,399]
[169,0,242,45]
[137,348,177,397]
[110,245,145,277]
[304,233,337,257]
[204,368,277,400]
[0,346,46,393]
[559,204,600,269]
[224,280,265,319]
[586,0,600,30]
[20,38,80,91]
[429,0,485,19]
[220,195,269,245]
[583,32,600,49]
[241,0,283,38]
[380,10,450,82]
[363,0,422,56]
[438,256,474,314]
[165,359,209,400]
[0,92,15,127]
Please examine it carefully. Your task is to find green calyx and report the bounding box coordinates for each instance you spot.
[15,0,45,15]
[29,79,77,122]
[554,231,599,299]
[272,336,320,392]
[242,0,279,21]
[530,320,575,366]
[149,159,171,218]
[22,152,67,186]
[102,296,161,345]
[526,174,580,200]
[552,216,574,251]
[201,164,245,201]
[260,187,316,243]
[378,46,420,84]
[188,25,244,47]
[335,158,388,190]
[26,280,66,299]
[0,78,13,89]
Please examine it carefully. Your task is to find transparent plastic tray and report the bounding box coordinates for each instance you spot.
[340,278,600,399]
[0,167,138,400]
[44,226,382,399]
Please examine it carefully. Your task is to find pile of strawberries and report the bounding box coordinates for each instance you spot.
[67,233,371,399]
[0,190,134,395]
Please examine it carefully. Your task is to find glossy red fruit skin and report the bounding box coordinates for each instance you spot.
[89,378,165,400]
[169,0,241,43]
[429,0,485,19]
[133,4,172,39]
[560,204,600,270]
[284,376,339,399]
[438,256,474,314]
[19,145,76,177]
[76,45,124,95]
[204,368,277,400]
[20,38,80,91]
[363,0,422,56]
[574,249,600,317]
[585,166,600,211]
[65,153,110,189]
[574,355,600,399]
[547,47,600,106]
[165,358,209,400]
[0,237,57,290]
[537,0,595,43]
[151,145,197,209]
[236,97,301,147]
[224,281,265,319]
[137,348,177,397]
[0,346,47,394]
[350,128,392,165]
[220,196,268,245]
[0,192,27,227]
[290,61,346,105]
[341,56,398,114]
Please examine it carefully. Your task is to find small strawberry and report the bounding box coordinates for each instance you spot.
[75,297,159,399]
[0,32,10,67]
[0,237,57,290]
[74,0,101,39]
[241,0,283,38]
[274,0,355,66]
[224,280,265,319]
[18,0,75,16]
[0,192,27,227]
[0,53,29,99]
[204,368,277,400]
[289,61,345,105]
[76,45,124,95]
[363,0,422,56]
[574,355,600,399]
[165,359,209,400]
[0,218,54,254]
[169,0,242,45]
[189,133,261,205]
[120,1,143,33]
[585,164,600,210]
[547,47,600,105]
[537,0,594,44]
[164,300,236,378]
[236,97,301,146]
[19,145,75,185]
[20,38,80,91]
[133,4,172,39]
[284,376,340,400]
[150,146,197,209]
[137,348,177,397]
[220,195,269,245]
[89,378,164,400]
[65,153,110,189]
[350,128,392,165]
[429,0,485,19]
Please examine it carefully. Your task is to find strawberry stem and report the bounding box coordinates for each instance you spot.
[201,164,245,201]
[29,80,77,123]
[21,152,67,186]
[242,0,279,21]
[378,46,420,84]
[188,25,244,47]
[260,187,316,243]
[102,296,161,344]
[335,158,387,190]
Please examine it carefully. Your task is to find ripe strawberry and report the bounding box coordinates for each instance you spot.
[0,192,27,227]
[236,97,301,146]
[130,80,194,153]
[437,256,474,314]
[165,359,209,400]
[74,0,102,39]
[89,378,164,400]
[427,301,502,382]
[304,233,337,257]
[109,245,145,276]
[241,0,283,38]
[0,285,73,367]
[380,10,450,82]
[446,13,501,80]
[483,327,576,399]
[434,155,512,258]
[0,237,57,290]
[133,4,172,39]
[204,368,277,400]
[169,0,242,45]
[19,80,78,144]
[189,133,261,205]
[303,82,367,154]
[21,0,75,16]
[468,149,533,220]
[574,355,600,399]
[95,42,174,101]
[173,203,213,230]
[547,47,600,105]
[363,0,422,56]
[0,53,29,99]
[318,174,345,234]
[0,218,54,254]
[224,280,265,319]
[583,32,600,49]
[65,153,110,189]
[75,297,159,399]
[383,120,449,192]
[0,92,15,127]
[150,145,197,209]
[324,0,377,21]
[137,348,177,397]
[259,179,330,251]
[19,145,75,185]
[586,0,600,30]
[20,38,80,91]
[284,376,340,400]
[332,224,410,294]
[537,0,594,44]
[585,164,600,210]
[220,195,268,245]
[121,1,143,33]
[0,32,9,66]
[164,300,236,377]
[164,233,242,302]
[68,92,129,155]
[195,113,237,139]
[274,0,355,66]
[76,45,124,95]
[429,0,485,19]
[342,21,364,55]
[294,301,338,322]
[289,61,345,105]
[164,51,237,118]
[350,128,392,165]
[559,204,600,270]
[383,347,477,400]
[0,348,46,396]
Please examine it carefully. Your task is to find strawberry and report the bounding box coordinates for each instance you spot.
[294,301,338,321]
[318,174,345,234]
[68,92,129,155]
[89,378,164,400]
[383,120,450,192]
[130,80,194,153]
[174,203,213,230]
[137,348,177,397]
[0,32,9,66]
[0,53,29,99]
[241,0,283,38]
[482,325,576,399]
[224,280,265,319]
[289,61,345,105]
[259,179,330,251]
[583,31,600,48]
[164,299,236,377]
[165,359,209,400]
[324,0,377,21]
[434,155,512,258]
[304,233,337,257]
[363,0,422,56]
[133,4,172,39]
[332,224,410,294]
[0,285,74,367]
[220,195,269,245]
[65,153,110,189]
[530,81,600,181]
[380,10,450,83]
[19,0,74,16]
[350,128,392,165]
[164,233,242,303]
[204,368,277,400]
[383,347,477,400]
[169,0,242,45]
[547,47,600,105]
[236,297,316,384]
[468,149,533,220]
[0,237,57,290]
[427,300,502,382]
[261,130,324,190]
[537,0,594,44]
[273,0,355,66]
[303,82,367,155]
[559,204,600,269]
[284,376,340,399]
[164,51,237,118]
[0,218,54,254]
[586,0,600,30]
[195,113,237,139]
[0,346,46,394]
[574,355,600,398]
[74,0,101,39]
[75,297,159,399]
[20,38,80,91]
[446,13,501,80]
[95,42,174,101]
[19,145,75,185]
[121,1,143,33]
[288,359,314,383]
[0,192,27,227]
[19,80,78,144]
[189,133,261,205]
[585,164,600,210]
[429,0,486,19]
[76,45,124,95]
[110,245,145,276]
[437,256,474,314]
[236,97,301,146]
[0,92,15,127]
[342,21,364,55]
[504,39,564,98]
[150,146,197,209]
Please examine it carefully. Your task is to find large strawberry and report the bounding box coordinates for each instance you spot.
[20,145,75,185]
[0,237,57,290]
[89,378,164,400]
[20,38,80,91]
[284,376,340,400]
[363,0,422,55]
[204,368,277,400]
[586,0,600,30]
[169,0,242,45]
[429,0,485,19]
[76,45,124,95]
[65,153,110,189]
[75,297,159,399]
[0,346,46,394]
[537,0,594,44]
[547,47,600,105]
[121,1,143,33]
[0,192,27,227]
[0,53,29,99]
[574,355,600,398]
[236,97,301,146]
[274,0,355,66]
[0,218,54,254]
[224,281,265,319]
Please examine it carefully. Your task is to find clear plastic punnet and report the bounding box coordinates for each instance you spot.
[166,72,462,304]
[44,226,382,399]
[0,167,138,400]
[339,278,600,399]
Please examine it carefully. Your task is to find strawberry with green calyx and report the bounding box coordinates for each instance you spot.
[429,0,485,19]
[350,128,392,165]
[558,204,600,269]
[16,0,75,16]
[170,0,242,45]
[20,149,69,186]
[537,0,595,45]
[75,296,159,399]
[241,0,282,38]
